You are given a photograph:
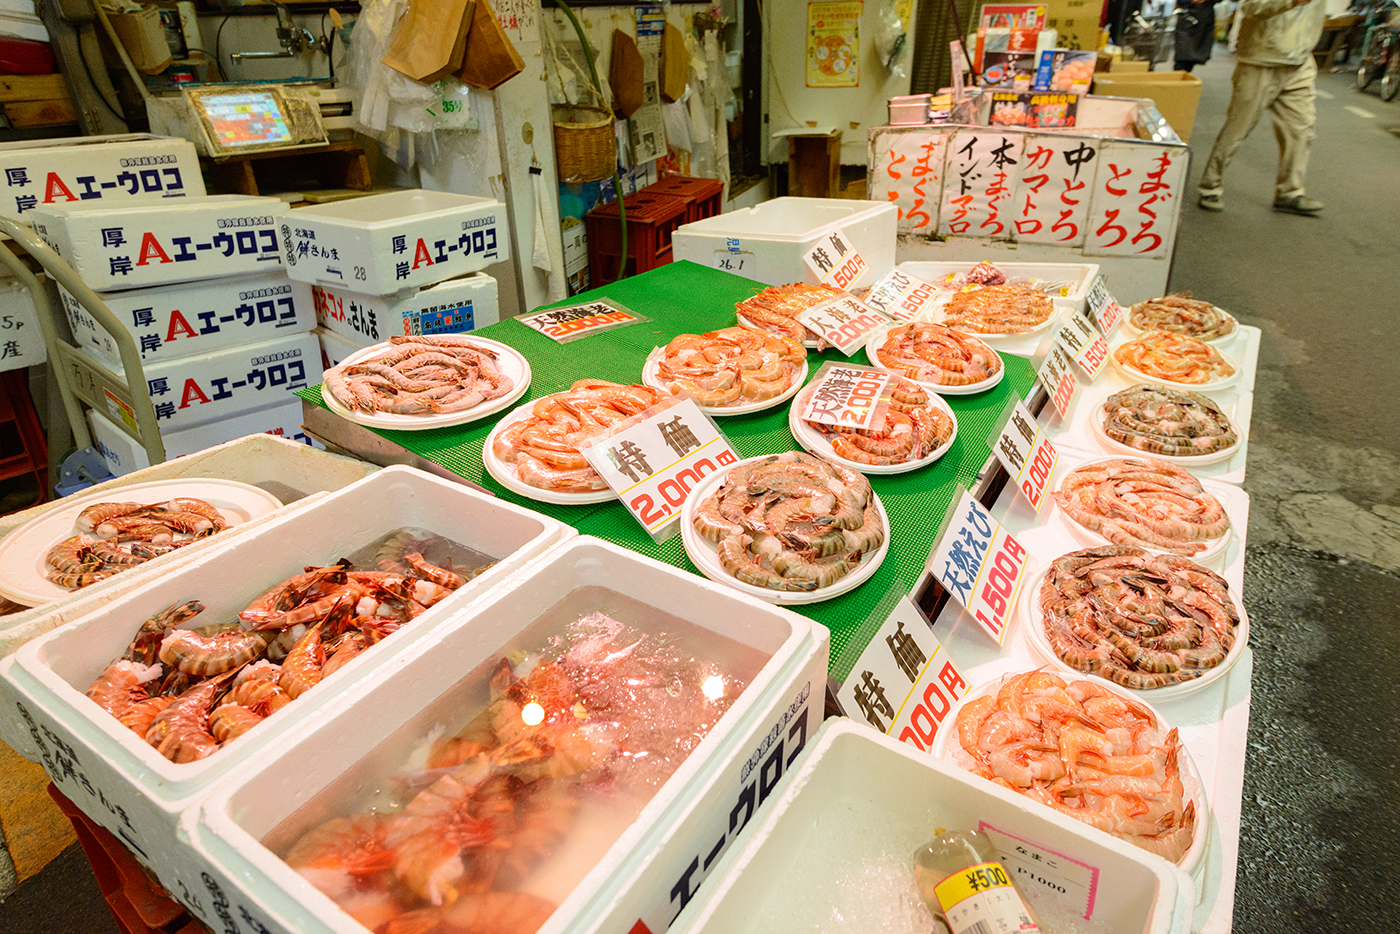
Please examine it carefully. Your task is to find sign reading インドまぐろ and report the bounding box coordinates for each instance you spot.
[927,488,1031,645]
[803,228,868,290]
[989,397,1058,513]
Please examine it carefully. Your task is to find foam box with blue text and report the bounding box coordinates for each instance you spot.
[311,272,498,344]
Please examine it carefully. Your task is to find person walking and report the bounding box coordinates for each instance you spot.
[1197,0,1327,215]
[1174,0,1217,72]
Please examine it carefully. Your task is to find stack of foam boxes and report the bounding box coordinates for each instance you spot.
[273,190,508,369]
[31,194,321,476]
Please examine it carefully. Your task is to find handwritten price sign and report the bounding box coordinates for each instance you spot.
[837,595,969,751]
[517,298,649,344]
[795,295,894,356]
[803,228,868,290]
[1085,274,1123,336]
[990,398,1058,513]
[1036,341,1079,419]
[580,397,739,540]
[927,489,1031,644]
[862,268,941,322]
[800,363,892,429]
[1054,312,1109,380]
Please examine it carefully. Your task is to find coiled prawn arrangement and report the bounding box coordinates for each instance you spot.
[1128,294,1236,341]
[45,498,227,591]
[734,282,843,346]
[324,335,517,416]
[872,322,1002,388]
[801,378,954,467]
[1053,458,1230,556]
[1100,384,1239,458]
[941,284,1055,334]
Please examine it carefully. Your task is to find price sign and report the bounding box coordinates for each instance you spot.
[803,228,868,290]
[795,295,894,356]
[1085,274,1123,336]
[517,298,649,344]
[927,489,1031,644]
[990,398,1058,513]
[980,823,1101,920]
[837,595,969,751]
[799,363,892,429]
[1035,342,1078,419]
[1054,312,1109,380]
[579,397,739,540]
[862,268,941,322]
[0,284,46,373]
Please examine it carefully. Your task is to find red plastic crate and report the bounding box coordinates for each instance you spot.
[645,175,725,224]
[584,191,688,287]
[48,785,206,934]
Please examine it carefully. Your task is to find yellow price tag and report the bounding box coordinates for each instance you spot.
[934,861,1014,912]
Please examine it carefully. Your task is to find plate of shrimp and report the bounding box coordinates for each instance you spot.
[320,335,532,430]
[483,381,666,504]
[788,377,958,474]
[734,282,846,348]
[867,322,1005,395]
[641,326,809,415]
[681,452,889,605]
[1110,330,1240,392]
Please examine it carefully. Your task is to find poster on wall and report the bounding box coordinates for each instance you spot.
[807,1,862,88]
[1083,142,1186,259]
[629,6,669,165]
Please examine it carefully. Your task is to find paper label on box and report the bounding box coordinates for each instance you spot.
[0,286,45,372]
[795,295,893,355]
[517,298,649,343]
[1036,340,1079,418]
[927,488,1031,644]
[1084,273,1122,335]
[989,397,1057,513]
[712,250,755,275]
[838,595,969,750]
[799,363,891,429]
[803,228,867,290]
[979,823,1101,920]
[579,396,740,540]
[862,268,941,322]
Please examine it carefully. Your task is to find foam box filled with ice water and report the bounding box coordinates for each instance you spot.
[312,272,499,345]
[182,536,829,934]
[0,134,204,225]
[0,465,575,889]
[898,260,1101,314]
[668,720,1195,934]
[279,190,510,296]
[61,272,315,369]
[30,195,286,290]
[671,197,895,290]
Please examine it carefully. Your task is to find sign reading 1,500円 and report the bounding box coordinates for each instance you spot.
[926,488,1032,645]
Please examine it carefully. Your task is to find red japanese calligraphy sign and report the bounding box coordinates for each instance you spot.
[1084,142,1187,259]
[1011,134,1100,247]
[868,128,949,235]
[939,132,1025,241]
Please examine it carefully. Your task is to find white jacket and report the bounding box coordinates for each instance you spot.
[1235,0,1327,66]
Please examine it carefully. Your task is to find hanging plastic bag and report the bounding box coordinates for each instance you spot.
[875,0,911,77]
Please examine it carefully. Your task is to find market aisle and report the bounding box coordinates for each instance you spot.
[1169,50,1400,933]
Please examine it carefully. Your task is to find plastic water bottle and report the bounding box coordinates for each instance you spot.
[913,828,1045,934]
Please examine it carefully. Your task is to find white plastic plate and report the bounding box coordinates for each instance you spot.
[787,383,958,475]
[1110,338,1241,393]
[1091,400,1242,467]
[641,348,808,416]
[319,336,531,431]
[481,402,616,505]
[866,330,1005,396]
[679,454,889,605]
[0,479,282,607]
[929,288,1060,341]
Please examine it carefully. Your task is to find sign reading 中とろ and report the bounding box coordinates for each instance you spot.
[1053,310,1109,380]
[803,228,867,290]
[516,298,649,344]
[795,295,893,356]
[1084,273,1123,335]
[837,595,969,750]
[862,268,941,322]
[927,487,1031,645]
[580,397,739,540]
[800,363,892,429]
[1012,135,1099,247]
[989,396,1058,513]
[1036,339,1079,419]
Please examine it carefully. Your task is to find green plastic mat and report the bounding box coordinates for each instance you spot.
[300,261,1037,668]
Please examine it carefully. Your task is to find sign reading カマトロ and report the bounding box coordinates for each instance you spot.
[803,228,867,290]
[927,488,1031,644]
[516,298,649,344]
[989,397,1058,513]
[799,363,892,429]
[795,295,893,356]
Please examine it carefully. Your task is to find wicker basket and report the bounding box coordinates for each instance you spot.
[552,104,616,183]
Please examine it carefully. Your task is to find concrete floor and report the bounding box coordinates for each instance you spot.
[1,48,1397,934]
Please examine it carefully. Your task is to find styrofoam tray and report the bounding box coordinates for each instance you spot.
[642,348,808,416]
[930,674,1212,879]
[668,720,1195,934]
[787,382,958,474]
[867,330,1005,395]
[0,466,573,887]
[679,454,890,605]
[482,401,616,505]
[1110,338,1242,394]
[184,536,830,934]
[319,336,530,430]
[1122,303,1240,346]
[0,479,283,608]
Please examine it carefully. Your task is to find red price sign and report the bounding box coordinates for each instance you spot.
[796,296,894,356]
[990,398,1058,513]
[864,268,941,322]
[1075,332,1110,379]
[1055,313,1108,380]
[1086,274,1123,335]
[1035,342,1078,419]
[971,532,1029,641]
[804,229,868,290]
[927,489,1031,645]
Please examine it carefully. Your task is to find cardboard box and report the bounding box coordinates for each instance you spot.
[31,195,287,290]
[1044,0,1099,51]
[79,330,319,432]
[311,271,499,344]
[87,397,321,478]
[60,272,314,369]
[279,189,510,296]
[1092,71,1204,140]
[1097,51,1153,72]
[0,134,204,225]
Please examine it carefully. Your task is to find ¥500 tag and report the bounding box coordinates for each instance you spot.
[803,228,868,290]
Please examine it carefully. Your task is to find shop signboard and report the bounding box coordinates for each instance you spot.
[938,130,1026,240]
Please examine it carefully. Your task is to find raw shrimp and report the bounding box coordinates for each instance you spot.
[1053,457,1230,555]
[1128,294,1236,341]
[808,377,955,467]
[46,498,227,592]
[941,284,1054,334]
[1100,384,1238,457]
[652,326,805,407]
[734,282,843,347]
[873,323,1002,386]
[145,670,237,763]
[324,336,515,416]
[86,660,163,718]
[1113,330,1236,384]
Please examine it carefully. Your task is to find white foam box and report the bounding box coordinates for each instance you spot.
[0,465,575,886]
[898,260,1100,314]
[78,330,319,433]
[31,195,286,290]
[672,197,896,290]
[668,720,1194,934]
[181,536,828,934]
[88,397,321,478]
[312,272,499,344]
[278,189,510,296]
[0,133,204,225]
[313,326,369,370]
[61,272,315,369]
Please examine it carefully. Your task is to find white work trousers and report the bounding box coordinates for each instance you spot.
[1199,57,1317,200]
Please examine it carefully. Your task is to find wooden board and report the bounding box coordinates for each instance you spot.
[0,75,68,103]
[3,99,77,128]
